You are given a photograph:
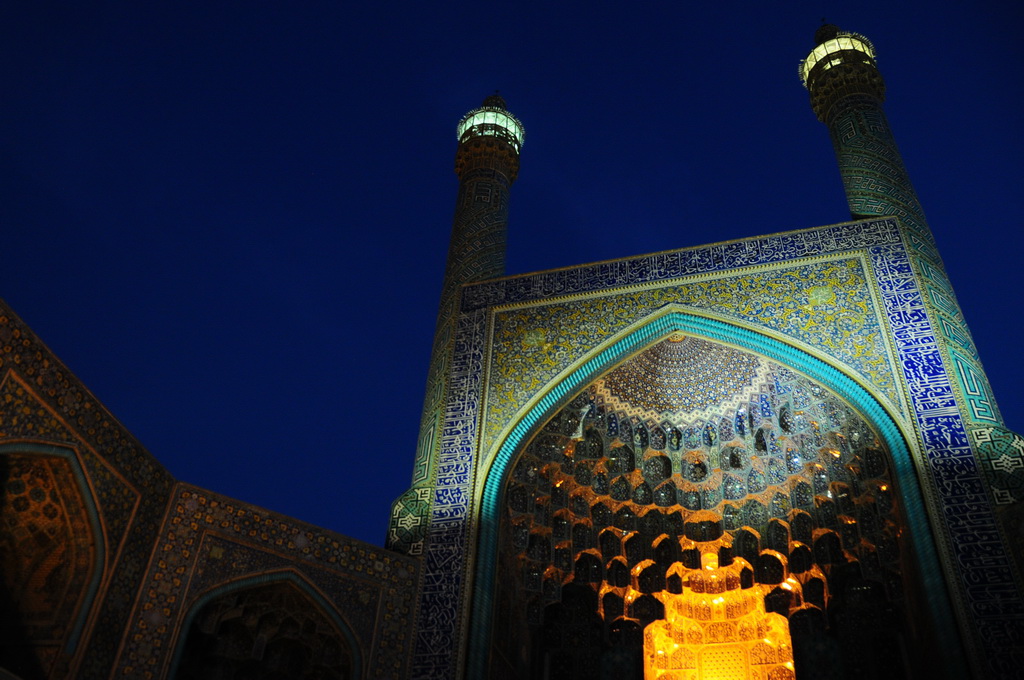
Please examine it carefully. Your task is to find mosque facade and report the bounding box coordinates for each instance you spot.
[1,25,1021,680]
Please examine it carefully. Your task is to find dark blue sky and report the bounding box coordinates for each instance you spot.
[1,3,1020,546]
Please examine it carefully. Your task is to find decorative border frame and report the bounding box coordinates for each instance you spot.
[461,219,901,311]
[476,251,906,460]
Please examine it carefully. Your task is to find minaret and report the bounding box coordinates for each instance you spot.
[804,26,1024,676]
[387,95,524,554]
[801,24,938,265]
[802,23,1002,422]
[423,94,524,475]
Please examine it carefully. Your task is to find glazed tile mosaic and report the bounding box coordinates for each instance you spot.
[0,309,173,679]
[483,252,904,457]
[116,484,419,679]
[0,301,419,680]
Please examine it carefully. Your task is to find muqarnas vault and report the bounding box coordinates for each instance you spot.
[0,24,1021,680]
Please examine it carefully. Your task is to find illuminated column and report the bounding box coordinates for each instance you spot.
[645,550,796,680]
[801,25,938,264]
[387,96,524,554]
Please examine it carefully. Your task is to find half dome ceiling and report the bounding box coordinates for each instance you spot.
[599,334,767,419]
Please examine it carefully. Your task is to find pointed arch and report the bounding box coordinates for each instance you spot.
[467,307,955,676]
[0,442,105,672]
[168,570,362,680]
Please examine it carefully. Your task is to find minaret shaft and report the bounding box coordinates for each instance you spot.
[443,163,513,302]
[419,108,521,477]
[416,161,511,479]
[829,100,932,250]
[387,97,523,555]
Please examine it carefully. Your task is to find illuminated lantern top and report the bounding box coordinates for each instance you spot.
[456,94,525,152]
[799,24,877,87]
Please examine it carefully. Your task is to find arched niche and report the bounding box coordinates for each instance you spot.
[469,310,955,679]
[0,442,105,679]
[169,571,361,680]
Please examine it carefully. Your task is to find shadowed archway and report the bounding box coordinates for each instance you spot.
[0,443,105,680]
[170,572,361,680]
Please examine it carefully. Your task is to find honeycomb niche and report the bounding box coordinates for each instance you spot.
[0,452,97,679]
[174,580,355,679]
[491,335,916,679]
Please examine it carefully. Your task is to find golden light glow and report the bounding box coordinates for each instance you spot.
[644,553,795,680]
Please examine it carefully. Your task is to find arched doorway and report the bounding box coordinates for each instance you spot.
[0,444,103,680]
[171,574,359,680]
[472,313,951,679]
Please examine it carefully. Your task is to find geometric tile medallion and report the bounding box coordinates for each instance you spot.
[600,334,765,418]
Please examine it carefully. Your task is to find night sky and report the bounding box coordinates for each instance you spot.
[1,3,1020,546]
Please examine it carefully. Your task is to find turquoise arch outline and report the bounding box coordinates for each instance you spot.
[166,570,363,679]
[0,442,106,657]
[467,309,957,676]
